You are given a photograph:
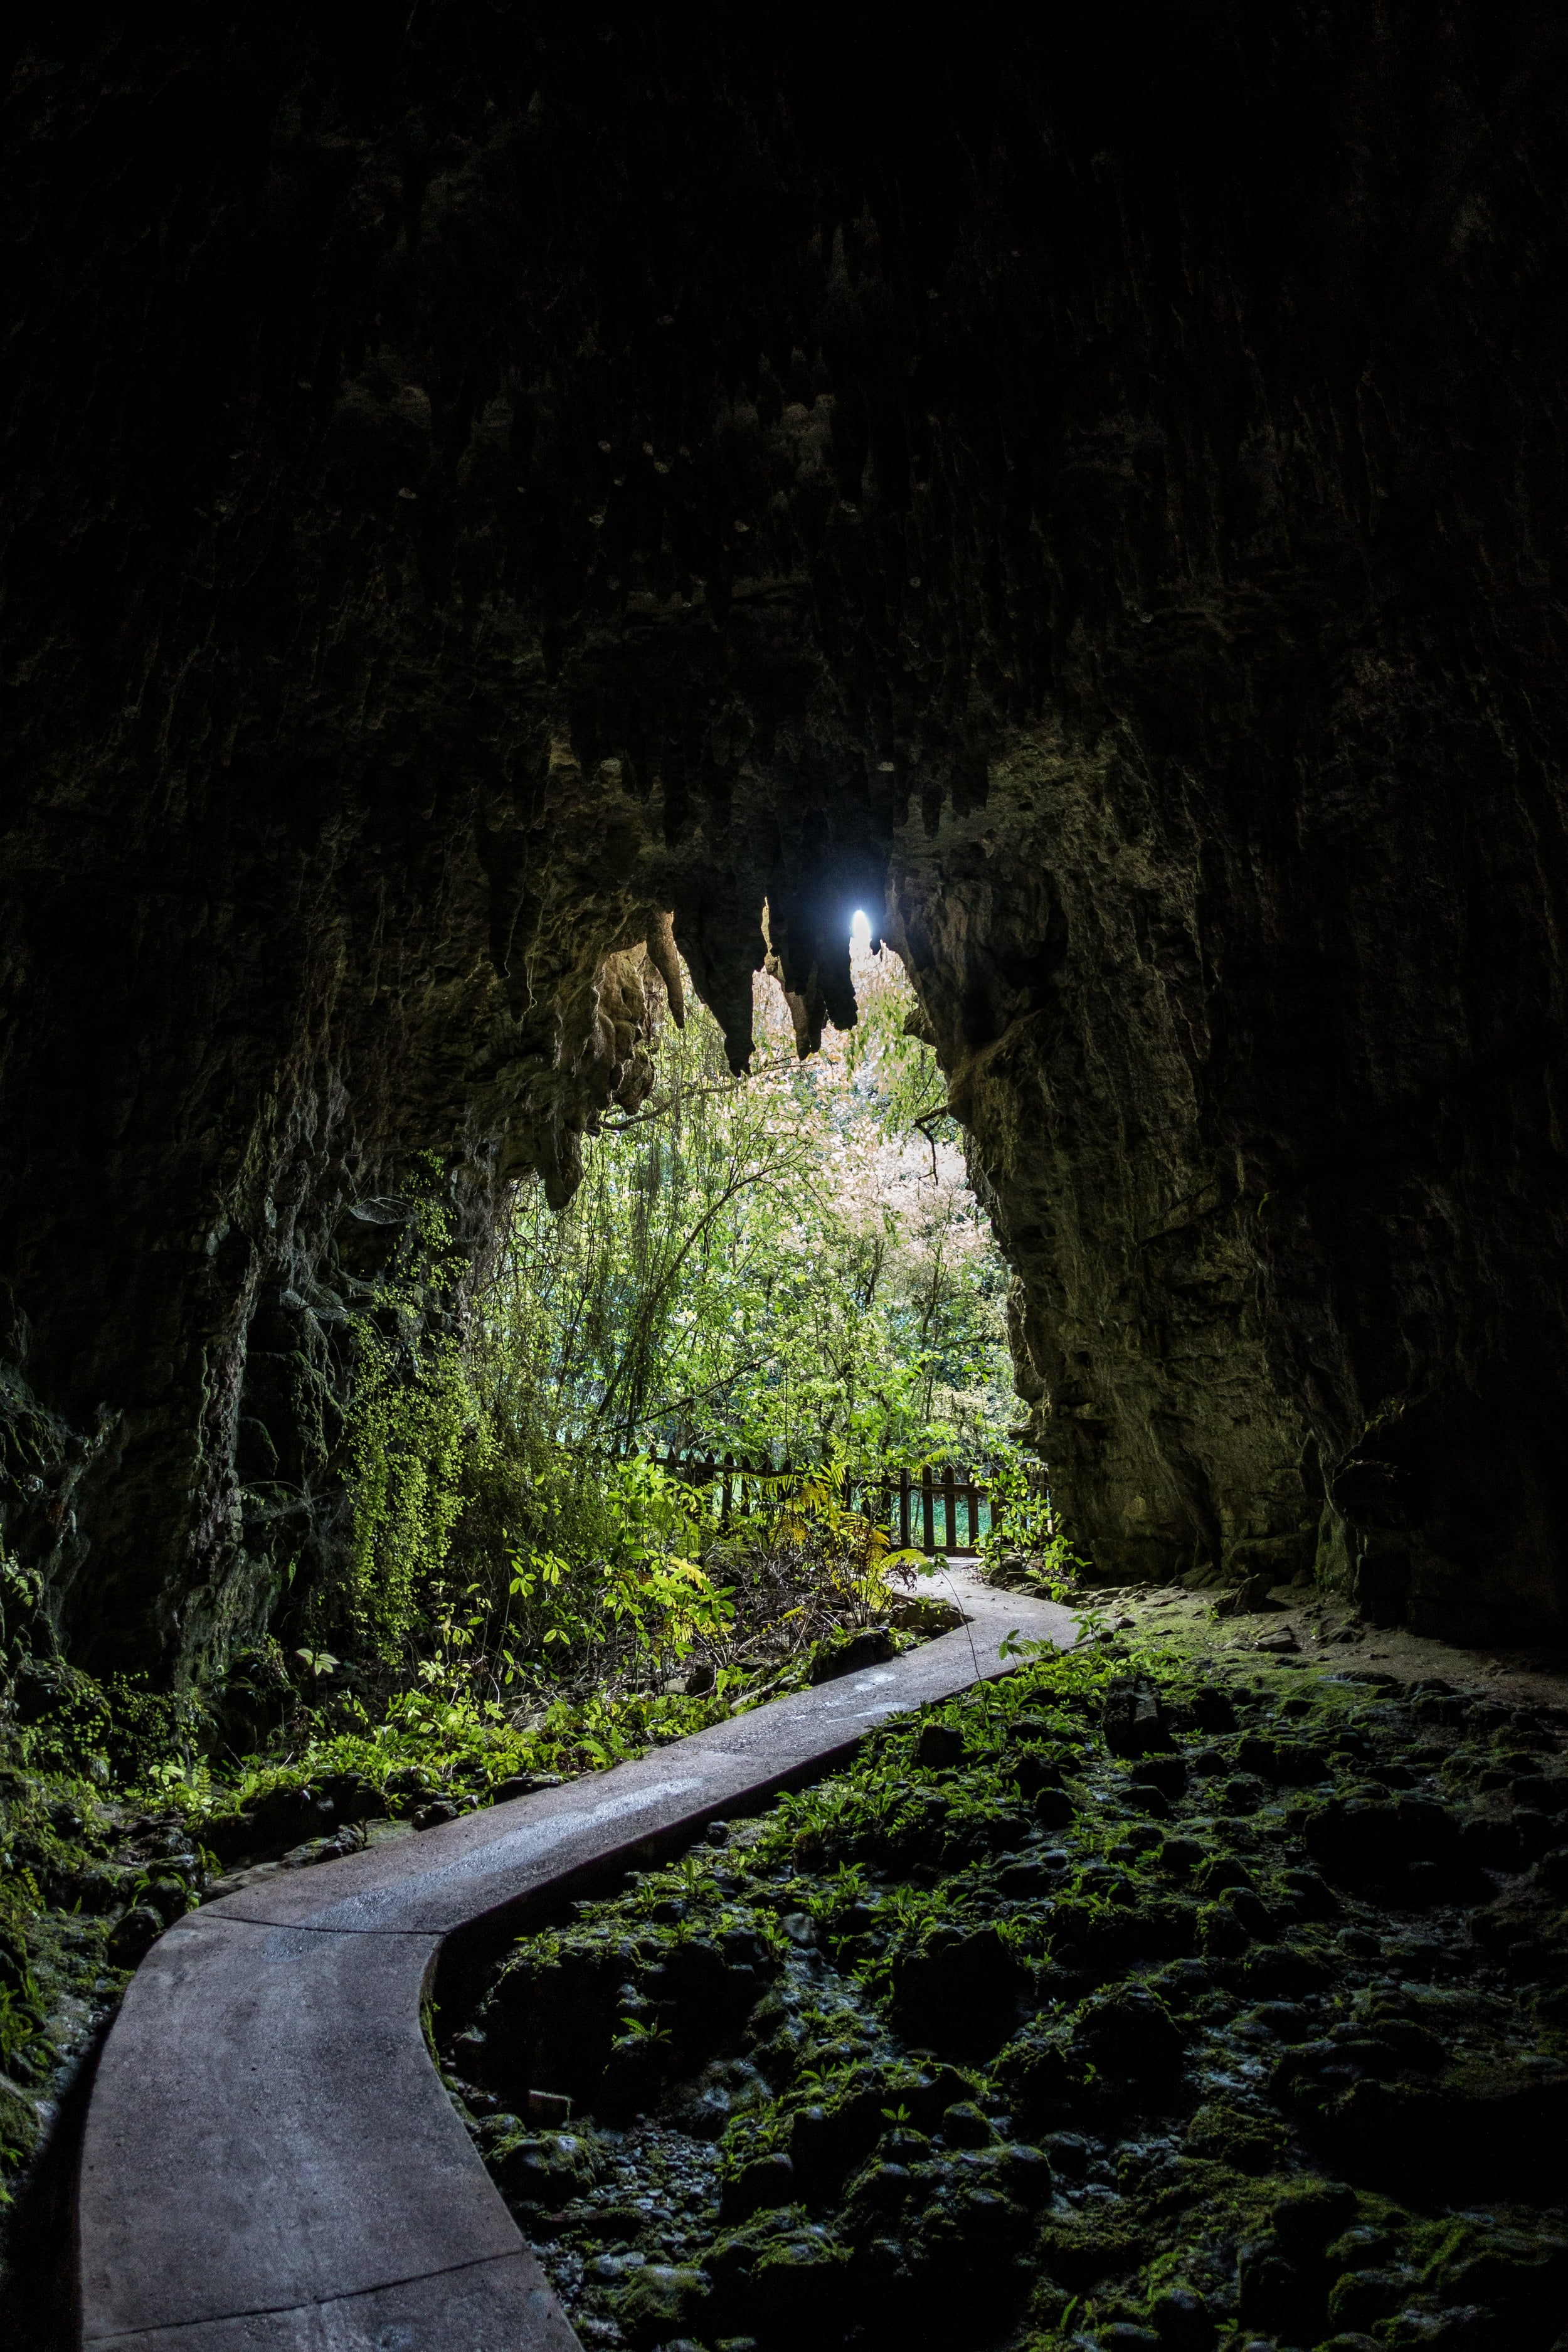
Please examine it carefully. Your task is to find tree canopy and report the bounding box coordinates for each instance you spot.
[485,922,1014,1471]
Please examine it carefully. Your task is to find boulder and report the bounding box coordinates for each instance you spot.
[492,2127,605,2205]
[808,1628,894,1684]
[746,2226,847,2334]
[1237,2238,1319,2333]
[1103,1678,1176,1758]
[721,2149,797,2220]
[886,1926,1027,2059]
[1067,1986,1185,2088]
[1185,2102,1289,2175]
[107,1905,164,1968]
[1133,1752,1189,1798]
[1326,2267,1417,2331]
[607,2262,710,2349]
[914,1720,965,1769]
[1270,2179,1358,2256]
[1148,2284,1216,2349]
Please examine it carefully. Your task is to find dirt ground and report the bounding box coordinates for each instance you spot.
[1088,1579,1568,1715]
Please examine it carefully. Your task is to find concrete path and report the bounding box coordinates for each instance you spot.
[77,1569,1076,2349]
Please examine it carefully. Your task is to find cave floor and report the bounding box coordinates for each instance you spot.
[443,1595,1568,2352]
[1099,1579,1568,1716]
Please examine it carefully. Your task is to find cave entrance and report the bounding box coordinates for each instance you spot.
[495,908,1011,1475]
[326,913,1042,1759]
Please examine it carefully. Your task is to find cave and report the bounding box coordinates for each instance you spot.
[7,6,1568,1686]
[5,3,1568,2331]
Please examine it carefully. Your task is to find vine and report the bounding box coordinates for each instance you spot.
[341,1162,497,1660]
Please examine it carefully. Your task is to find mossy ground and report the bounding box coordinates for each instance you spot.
[443,1602,1568,2352]
[0,1603,913,2282]
[0,1756,204,2312]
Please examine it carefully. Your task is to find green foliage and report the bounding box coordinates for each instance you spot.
[839,937,951,1142]
[8,1654,205,1792]
[747,1454,928,1620]
[346,1327,493,1656]
[0,1550,48,1675]
[483,937,1012,1472]
[342,1163,498,1659]
[317,936,1029,1730]
[981,1454,1088,1599]
[198,935,1036,1805]
[505,1454,733,1677]
[166,1469,924,1836]
[373,938,1020,1687]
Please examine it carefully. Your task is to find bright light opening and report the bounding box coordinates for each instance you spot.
[850,908,872,947]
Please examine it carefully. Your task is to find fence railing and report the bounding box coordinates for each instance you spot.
[601,1442,1045,1557]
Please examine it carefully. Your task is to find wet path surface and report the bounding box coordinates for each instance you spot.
[77,1572,1075,2349]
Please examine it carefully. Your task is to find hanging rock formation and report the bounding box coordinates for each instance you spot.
[3,3,1567,1677]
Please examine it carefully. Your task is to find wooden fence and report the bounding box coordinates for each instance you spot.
[601,1443,1042,1556]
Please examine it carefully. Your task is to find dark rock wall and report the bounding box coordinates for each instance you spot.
[886,734,1318,1602]
[3,3,1567,1674]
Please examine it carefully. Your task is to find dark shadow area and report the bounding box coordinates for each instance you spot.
[0,2016,107,2351]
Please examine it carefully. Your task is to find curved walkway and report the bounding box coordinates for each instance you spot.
[77,1570,1076,2349]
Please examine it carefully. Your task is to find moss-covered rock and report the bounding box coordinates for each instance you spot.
[605,2260,710,2346]
[1184,2102,1290,2177]
[491,2127,607,2206]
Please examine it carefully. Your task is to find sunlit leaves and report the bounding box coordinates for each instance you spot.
[484,942,1012,1468]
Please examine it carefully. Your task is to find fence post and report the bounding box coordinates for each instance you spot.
[943,1463,958,1554]
[899,1466,911,1549]
[921,1466,935,1554]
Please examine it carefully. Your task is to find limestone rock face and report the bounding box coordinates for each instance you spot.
[3,7,1567,1670]
[886,734,1317,1598]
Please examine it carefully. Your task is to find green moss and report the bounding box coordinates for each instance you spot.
[605,2260,711,2346]
[1183,2101,1290,2176]
[1034,2203,1150,2291]
[410,1635,1568,2352]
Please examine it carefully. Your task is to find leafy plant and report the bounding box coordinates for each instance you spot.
[346,1320,493,1660]
[615,2012,671,2047]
